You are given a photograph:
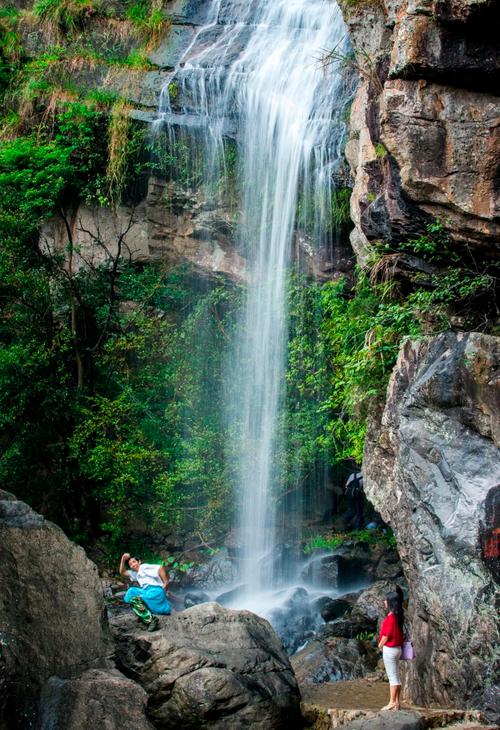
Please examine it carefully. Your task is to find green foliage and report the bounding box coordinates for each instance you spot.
[0,95,240,544]
[165,555,195,573]
[123,47,155,69]
[303,528,396,554]
[356,631,375,641]
[0,8,22,97]
[377,219,451,263]
[33,0,102,34]
[330,187,351,228]
[374,142,387,159]
[146,132,206,188]
[372,219,497,328]
[168,81,179,100]
[125,0,170,48]
[296,186,352,237]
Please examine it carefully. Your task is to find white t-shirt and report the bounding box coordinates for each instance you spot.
[128,563,163,588]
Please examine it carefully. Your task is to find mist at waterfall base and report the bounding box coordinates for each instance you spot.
[153,0,358,646]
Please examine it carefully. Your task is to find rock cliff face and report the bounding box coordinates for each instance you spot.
[340,0,500,713]
[364,332,499,710]
[340,0,500,262]
[33,0,352,284]
[42,176,246,283]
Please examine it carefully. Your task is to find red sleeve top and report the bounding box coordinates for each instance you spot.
[379,612,404,647]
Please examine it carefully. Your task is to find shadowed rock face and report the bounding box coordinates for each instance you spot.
[340,0,500,262]
[0,490,112,727]
[111,602,302,729]
[364,332,500,709]
[39,670,154,730]
[41,177,247,284]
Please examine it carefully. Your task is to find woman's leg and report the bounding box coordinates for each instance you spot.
[382,647,401,710]
[390,684,401,709]
[124,586,142,603]
[142,585,171,615]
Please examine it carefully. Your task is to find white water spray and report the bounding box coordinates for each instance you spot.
[157,0,350,602]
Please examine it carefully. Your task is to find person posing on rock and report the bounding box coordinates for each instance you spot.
[119,553,171,630]
[378,589,405,711]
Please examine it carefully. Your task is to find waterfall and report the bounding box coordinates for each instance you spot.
[156,0,350,602]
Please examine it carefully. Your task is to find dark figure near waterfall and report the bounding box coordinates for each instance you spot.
[345,471,364,529]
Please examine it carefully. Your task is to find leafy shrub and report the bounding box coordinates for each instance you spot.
[303,528,396,553]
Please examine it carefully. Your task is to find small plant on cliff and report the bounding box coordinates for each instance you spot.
[341,0,385,16]
[303,528,396,554]
[106,100,132,204]
[0,9,22,94]
[33,0,102,34]
[168,81,179,101]
[322,45,383,93]
[125,0,171,49]
[330,187,351,228]
[371,220,497,329]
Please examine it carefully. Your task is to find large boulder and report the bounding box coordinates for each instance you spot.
[291,636,377,684]
[39,669,154,730]
[364,332,500,710]
[0,490,112,726]
[111,602,302,729]
[351,580,404,625]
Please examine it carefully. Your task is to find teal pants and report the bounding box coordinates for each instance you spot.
[124,585,171,615]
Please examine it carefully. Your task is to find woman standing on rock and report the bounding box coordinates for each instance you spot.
[378,590,405,711]
[119,553,171,630]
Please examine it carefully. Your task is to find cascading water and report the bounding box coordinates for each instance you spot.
[155,0,352,616]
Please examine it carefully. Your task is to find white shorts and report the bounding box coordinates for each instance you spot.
[383,645,402,685]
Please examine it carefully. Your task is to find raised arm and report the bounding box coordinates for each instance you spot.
[159,565,169,591]
[119,553,130,578]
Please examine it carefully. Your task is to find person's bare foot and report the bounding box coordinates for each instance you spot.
[381,704,396,711]
[389,704,400,711]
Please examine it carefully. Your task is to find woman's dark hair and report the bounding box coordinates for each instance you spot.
[126,556,140,569]
[386,590,404,630]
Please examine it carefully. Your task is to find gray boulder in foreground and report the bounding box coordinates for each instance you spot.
[0,489,112,726]
[39,669,154,730]
[111,602,302,729]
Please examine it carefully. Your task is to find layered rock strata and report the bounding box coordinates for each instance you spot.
[41,177,246,282]
[364,332,500,710]
[340,0,500,262]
